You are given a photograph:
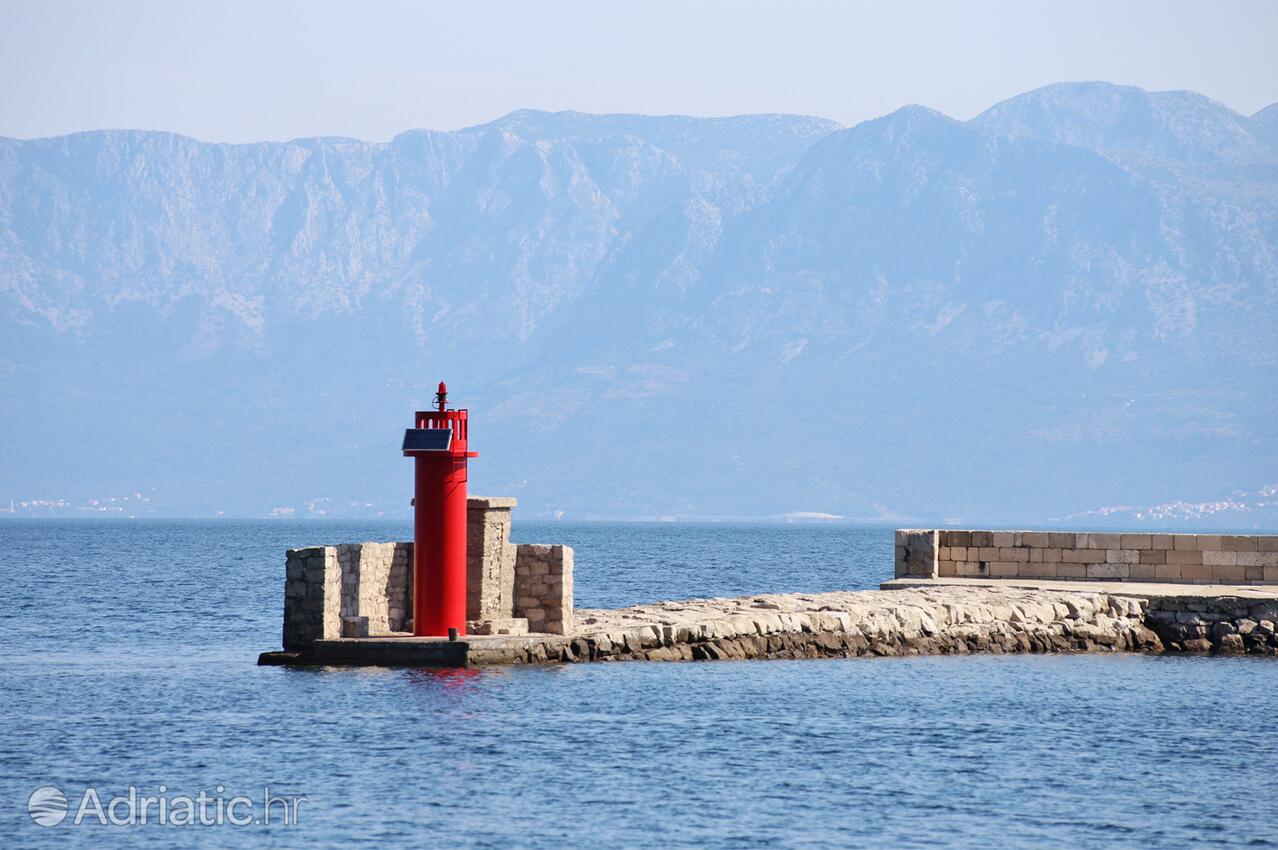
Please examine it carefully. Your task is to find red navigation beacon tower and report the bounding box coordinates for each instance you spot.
[402,381,477,637]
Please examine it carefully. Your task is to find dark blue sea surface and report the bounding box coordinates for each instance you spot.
[2,519,1276,848]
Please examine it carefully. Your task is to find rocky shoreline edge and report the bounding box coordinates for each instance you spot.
[259,584,1278,667]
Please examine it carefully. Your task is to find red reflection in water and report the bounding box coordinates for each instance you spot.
[404,666,484,691]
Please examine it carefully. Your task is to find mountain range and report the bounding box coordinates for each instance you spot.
[2,81,1276,526]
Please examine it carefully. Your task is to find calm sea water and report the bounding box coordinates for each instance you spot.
[2,519,1276,848]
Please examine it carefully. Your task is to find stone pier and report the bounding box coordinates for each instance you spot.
[262,581,1278,667]
[263,527,1278,668]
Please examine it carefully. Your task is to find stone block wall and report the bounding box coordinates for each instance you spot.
[284,542,412,649]
[895,529,1278,585]
[282,496,575,647]
[514,544,574,635]
[284,546,341,650]
[895,530,939,578]
[338,542,413,636]
[467,496,517,621]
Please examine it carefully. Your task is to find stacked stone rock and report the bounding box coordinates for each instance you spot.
[466,586,1168,665]
[1144,596,1278,654]
[514,544,574,635]
[897,530,1278,584]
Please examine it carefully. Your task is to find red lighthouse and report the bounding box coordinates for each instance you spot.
[402,381,476,637]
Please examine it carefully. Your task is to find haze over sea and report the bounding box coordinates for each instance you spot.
[3,519,1276,848]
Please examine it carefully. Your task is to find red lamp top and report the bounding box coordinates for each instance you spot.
[402,379,477,459]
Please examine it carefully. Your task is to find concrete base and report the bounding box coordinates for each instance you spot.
[881,576,1278,601]
[258,632,566,668]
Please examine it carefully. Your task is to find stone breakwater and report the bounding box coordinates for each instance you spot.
[262,583,1278,667]
[263,517,1278,668]
[493,586,1167,664]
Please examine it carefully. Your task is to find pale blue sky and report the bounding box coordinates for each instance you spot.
[2,0,1276,142]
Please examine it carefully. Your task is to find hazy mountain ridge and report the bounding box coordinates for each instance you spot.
[2,82,1276,524]
[0,111,837,345]
[972,82,1275,166]
[1252,103,1278,153]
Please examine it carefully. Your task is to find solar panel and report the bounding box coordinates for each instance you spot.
[402,428,452,452]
